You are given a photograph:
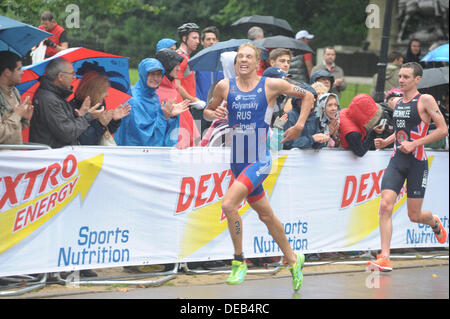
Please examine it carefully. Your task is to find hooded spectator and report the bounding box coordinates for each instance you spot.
[316,93,341,147]
[114,58,179,146]
[156,38,177,51]
[339,94,384,156]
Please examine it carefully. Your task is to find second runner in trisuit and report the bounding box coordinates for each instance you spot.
[368,62,448,272]
[203,43,315,291]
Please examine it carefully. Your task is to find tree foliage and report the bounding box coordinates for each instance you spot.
[2,0,369,67]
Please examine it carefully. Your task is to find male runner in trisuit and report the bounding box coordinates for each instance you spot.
[203,43,314,291]
[368,62,448,272]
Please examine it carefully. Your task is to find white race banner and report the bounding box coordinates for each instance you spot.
[0,147,448,276]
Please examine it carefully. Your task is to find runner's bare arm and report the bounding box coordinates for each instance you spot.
[399,94,448,153]
[374,133,395,149]
[416,94,447,145]
[203,79,229,122]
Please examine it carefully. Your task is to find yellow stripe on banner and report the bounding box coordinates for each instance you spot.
[178,155,287,259]
[346,155,434,247]
[0,154,103,254]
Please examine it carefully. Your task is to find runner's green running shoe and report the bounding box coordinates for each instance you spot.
[290,253,305,291]
[226,260,248,285]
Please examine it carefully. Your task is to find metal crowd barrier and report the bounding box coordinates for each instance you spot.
[54,263,180,288]
[0,265,179,297]
[180,257,285,276]
[0,274,48,297]
[0,143,52,151]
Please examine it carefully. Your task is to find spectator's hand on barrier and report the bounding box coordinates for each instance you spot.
[112,103,131,120]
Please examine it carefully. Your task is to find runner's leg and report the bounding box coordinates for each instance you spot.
[249,195,297,266]
[407,198,435,226]
[378,189,397,258]
[222,180,248,256]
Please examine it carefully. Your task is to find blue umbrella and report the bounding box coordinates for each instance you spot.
[420,43,449,62]
[188,39,268,72]
[0,15,51,57]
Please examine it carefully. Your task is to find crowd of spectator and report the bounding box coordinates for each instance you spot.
[2,12,448,154]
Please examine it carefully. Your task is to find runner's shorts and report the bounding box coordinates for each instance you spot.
[381,153,428,198]
[230,157,272,203]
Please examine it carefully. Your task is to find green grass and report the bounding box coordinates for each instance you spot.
[129,67,370,108]
[340,83,371,108]
[129,68,138,86]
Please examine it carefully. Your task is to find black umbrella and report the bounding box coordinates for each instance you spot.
[231,15,294,37]
[253,35,313,55]
[417,67,449,89]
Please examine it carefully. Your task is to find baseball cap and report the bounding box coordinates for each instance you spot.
[263,67,291,79]
[295,30,314,40]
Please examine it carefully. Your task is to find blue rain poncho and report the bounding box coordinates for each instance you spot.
[114,58,179,146]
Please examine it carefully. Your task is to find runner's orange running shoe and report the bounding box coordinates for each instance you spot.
[367,254,392,272]
[433,215,447,244]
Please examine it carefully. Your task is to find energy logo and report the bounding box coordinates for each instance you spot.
[0,154,103,254]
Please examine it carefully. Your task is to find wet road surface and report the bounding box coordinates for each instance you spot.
[50,264,448,299]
